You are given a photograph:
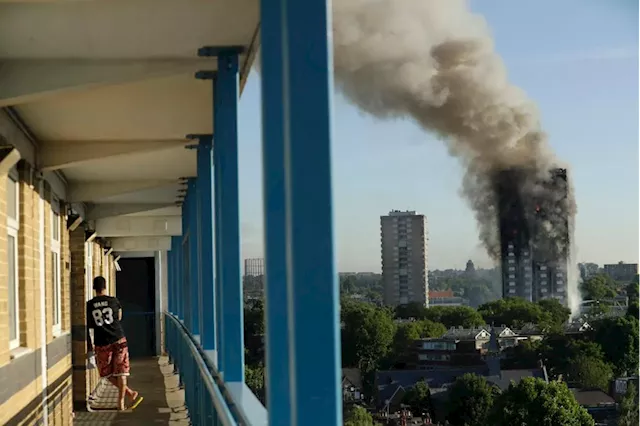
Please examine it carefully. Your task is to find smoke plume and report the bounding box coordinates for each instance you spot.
[331,0,581,311]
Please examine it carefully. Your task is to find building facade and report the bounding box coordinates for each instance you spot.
[495,168,570,304]
[243,258,265,300]
[603,262,638,282]
[0,160,118,424]
[381,210,429,306]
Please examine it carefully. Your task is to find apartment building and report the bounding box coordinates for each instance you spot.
[603,261,638,282]
[495,168,570,304]
[380,210,429,306]
[0,157,117,425]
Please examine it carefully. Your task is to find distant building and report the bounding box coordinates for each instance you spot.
[494,168,570,305]
[380,210,429,306]
[465,260,476,275]
[603,261,638,282]
[244,258,265,300]
[428,290,467,307]
[578,262,600,280]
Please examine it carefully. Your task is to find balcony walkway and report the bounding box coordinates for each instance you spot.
[74,357,190,426]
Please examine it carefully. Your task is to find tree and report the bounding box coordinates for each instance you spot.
[244,299,265,336]
[590,316,639,376]
[478,297,551,329]
[488,378,594,426]
[341,301,396,373]
[389,320,446,366]
[581,274,617,301]
[501,338,542,369]
[395,302,427,320]
[245,364,265,404]
[344,405,378,426]
[618,382,639,426]
[541,335,605,379]
[446,374,499,426]
[402,381,431,417]
[566,355,614,391]
[422,306,485,328]
[536,298,571,329]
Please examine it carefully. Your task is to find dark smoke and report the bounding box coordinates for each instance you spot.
[331,0,580,310]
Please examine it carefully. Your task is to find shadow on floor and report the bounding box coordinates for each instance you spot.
[74,357,190,425]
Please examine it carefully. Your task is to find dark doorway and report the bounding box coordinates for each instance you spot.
[116,257,156,358]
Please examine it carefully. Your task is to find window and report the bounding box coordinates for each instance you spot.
[51,203,62,335]
[7,176,19,349]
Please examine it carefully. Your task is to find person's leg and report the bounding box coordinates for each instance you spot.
[113,339,138,409]
[106,376,135,398]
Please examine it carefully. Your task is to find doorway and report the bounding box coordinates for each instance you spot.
[116,257,156,358]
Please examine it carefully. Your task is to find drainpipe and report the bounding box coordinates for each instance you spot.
[39,180,49,425]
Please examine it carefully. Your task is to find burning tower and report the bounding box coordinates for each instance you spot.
[495,168,570,304]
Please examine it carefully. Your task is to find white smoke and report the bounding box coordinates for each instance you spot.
[331,0,582,310]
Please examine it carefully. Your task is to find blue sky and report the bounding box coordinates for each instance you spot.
[237,0,638,272]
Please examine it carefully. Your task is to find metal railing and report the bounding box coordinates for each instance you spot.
[165,312,238,425]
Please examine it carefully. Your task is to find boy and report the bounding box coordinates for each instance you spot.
[87,276,143,411]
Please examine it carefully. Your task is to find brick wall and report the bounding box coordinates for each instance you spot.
[0,174,9,366]
[0,163,73,424]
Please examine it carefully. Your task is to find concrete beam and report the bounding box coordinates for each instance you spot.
[40,139,190,171]
[95,215,181,237]
[109,236,171,252]
[0,59,217,108]
[68,179,177,202]
[125,205,181,217]
[86,203,176,220]
[0,146,20,176]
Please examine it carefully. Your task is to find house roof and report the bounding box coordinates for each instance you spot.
[429,290,454,298]
[342,368,362,389]
[375,367,547,405]
[570,389,616,407]
[442,327,491,341]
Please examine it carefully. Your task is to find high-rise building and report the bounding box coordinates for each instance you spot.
[380,210,429,306]
[495,168,570,304]
[243,258,265,300]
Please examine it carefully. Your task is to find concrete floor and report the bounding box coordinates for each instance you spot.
[74,357,190,425]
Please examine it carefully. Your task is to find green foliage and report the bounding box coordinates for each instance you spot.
[540,336,605,378]
[488,378,594,426]
[446,374,499,426]
[391,320,446,361]
[566,354,614,391]
[402,381,431,416]
[501,338,542,369]
[341,301,396,373]
[590,316,639,376]
[244,299,265,336]
[344,405,378,426]
[478,297,552,329]
[245,364,265,403]
[396,303,486,328]
[618,382,639,426]
[536,298,571,329]
[580,274,617,301]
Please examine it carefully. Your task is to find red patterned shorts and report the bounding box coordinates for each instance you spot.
[95,337,130,378]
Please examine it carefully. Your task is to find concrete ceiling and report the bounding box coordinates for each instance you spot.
[0,0,260,251]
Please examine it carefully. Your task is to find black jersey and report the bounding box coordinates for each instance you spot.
[87,295,126,347]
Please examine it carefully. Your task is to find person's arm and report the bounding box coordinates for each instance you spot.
[86,302,94,352]
[116,298,123,321]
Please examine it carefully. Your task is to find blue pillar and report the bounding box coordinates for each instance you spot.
[181,193,190,325]
[260,0,291,423]
[264,0,342,423]
[194,135,217,354]
[188,178,201,336]
[213,51,244,382]
[168,245,174,313]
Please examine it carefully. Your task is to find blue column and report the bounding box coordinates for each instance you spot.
[167,245,174,313]
[213,51,244,382]
[181,193,190,325]
[260,0,291,423]
[188,178,201,336]
[176,233,183,320]
[278,0,343,423]
[194,135,217,353]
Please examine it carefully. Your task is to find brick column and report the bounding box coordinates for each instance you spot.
[0,174,9,366]
[17,165,38,349]
[69,227,90,410]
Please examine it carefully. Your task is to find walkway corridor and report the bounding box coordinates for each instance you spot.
[75,357,190,425]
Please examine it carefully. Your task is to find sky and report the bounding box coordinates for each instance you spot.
[236,0,639,272]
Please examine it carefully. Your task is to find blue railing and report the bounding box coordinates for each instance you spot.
[165,312,239,425]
